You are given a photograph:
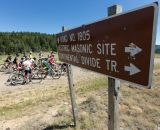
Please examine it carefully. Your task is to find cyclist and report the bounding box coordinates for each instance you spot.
[30,57,37,68]
[39,51,43,59]
[29,51,33,59]
[38,51,43,66]
[41,58,50,78]
[22,57,32,82]
[20,57,25,65]
[5,55,12,68]
[48,51,55,66]
[13,53,19,68]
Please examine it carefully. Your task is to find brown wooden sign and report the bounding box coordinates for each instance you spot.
[56,3,158,88]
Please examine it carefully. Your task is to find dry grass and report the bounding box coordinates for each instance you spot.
[154,64,160,70]
[0,58,160,129]
[155,53,160,58]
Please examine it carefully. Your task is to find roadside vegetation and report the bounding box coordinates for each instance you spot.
[0,32,56,55]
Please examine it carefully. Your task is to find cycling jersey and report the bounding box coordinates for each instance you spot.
[42,60,50,71]
[49,55,55,65]
[23,60,32,71]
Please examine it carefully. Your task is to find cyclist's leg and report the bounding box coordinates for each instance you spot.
[42,66,49,78]
[29,68,32,81]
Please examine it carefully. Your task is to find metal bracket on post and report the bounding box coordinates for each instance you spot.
[62,26,78,127]
[107,5,122,130]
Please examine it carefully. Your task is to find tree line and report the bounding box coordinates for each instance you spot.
[0,32,56,55]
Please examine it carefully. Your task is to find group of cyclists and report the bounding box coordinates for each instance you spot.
[4,51,57,82]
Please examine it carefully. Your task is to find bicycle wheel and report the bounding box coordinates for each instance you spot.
[32,67,39,78]
[7,70,18,83]
[50,69,61,79]
[10,74,24,85]
[61,65,67,76]
[0,64,6,72]
[31,68,43,83]
[5,65,14,73]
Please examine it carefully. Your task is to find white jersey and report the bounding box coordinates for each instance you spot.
[30,59,34,63]
[23,60,32,70]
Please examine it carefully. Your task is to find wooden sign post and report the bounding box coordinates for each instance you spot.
[62,26,78,126]
[107,5,122,130]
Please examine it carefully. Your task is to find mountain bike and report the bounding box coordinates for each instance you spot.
[9,68,43,85]
[38,64,61,79]
[10,70,26,85]
[0,62,14,73]
[58,63,67,76]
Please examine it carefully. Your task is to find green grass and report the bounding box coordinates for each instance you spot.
[0,99,33,117]
[155,53,160,58]
[154,64,160,70]
[77,77,107,94]
[0,94,55,117]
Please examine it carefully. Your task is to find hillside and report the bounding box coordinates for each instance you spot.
[0,32,56,54]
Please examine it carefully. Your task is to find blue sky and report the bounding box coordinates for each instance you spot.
[0,0,159,44]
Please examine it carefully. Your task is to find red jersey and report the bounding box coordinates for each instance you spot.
[49,55,55,65]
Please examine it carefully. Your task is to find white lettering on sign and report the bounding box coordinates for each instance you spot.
[77,30,90,41]
[59,53,79,63]
[111,43,116,56]
[71,44,92,54]
[81,56,101,68]
[106,59,117,72]
[69,33,76,42]
[59,35,68,43]
[97,41,116,56]
[57,30,91,43]
[58,45,69,52]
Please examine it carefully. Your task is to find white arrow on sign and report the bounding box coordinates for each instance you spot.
[124,63,141,75]
[125,43,142,57]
